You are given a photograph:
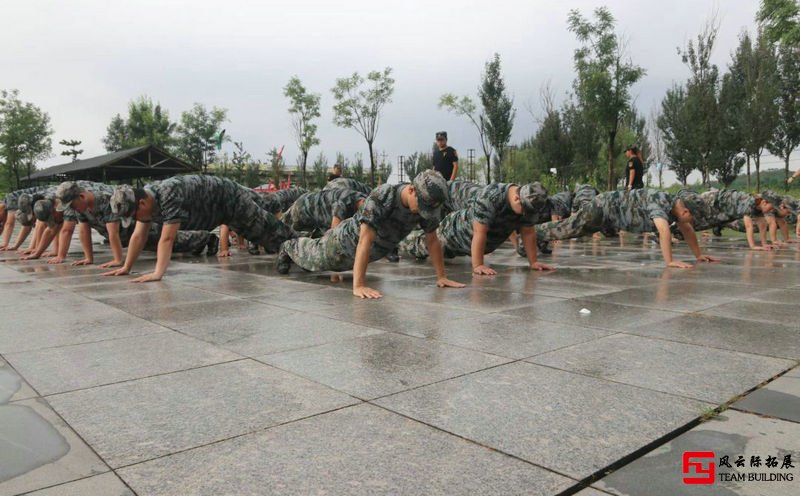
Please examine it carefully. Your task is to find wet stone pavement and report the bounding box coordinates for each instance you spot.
[0,232,798,495]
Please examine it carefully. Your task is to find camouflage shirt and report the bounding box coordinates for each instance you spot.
[62,182,119,236]
[549,191,572,218]
[285,189,366,232]
[15,186,58,226]
[4,186,52,211]
[446,180,483,212]
[149,175,252,230]
[596,189,674,233]
[700,189,757,229]
[572,184,598,214]
[256,187,308,214]
[323,177,373,195]
[334,183,440,260]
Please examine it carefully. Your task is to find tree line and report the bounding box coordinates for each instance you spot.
[1,0,797,193]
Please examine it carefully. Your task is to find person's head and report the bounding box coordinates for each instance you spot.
[55,181,95,213]
[511,182,549,216]
[758,191,782,214]
[674,190,706,227]
[625,145,639,159]
[110,186,153,227]
[435,131,448,149]
[33,199,62,227]
[408,169,448,220]
[671,198,694,225]
[332,164,342,176]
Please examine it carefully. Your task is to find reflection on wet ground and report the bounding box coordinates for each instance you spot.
[1,232,798,495]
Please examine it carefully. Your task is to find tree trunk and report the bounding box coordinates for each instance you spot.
[301,151,308,189]
[755,154,761,192]
[746,155,751,190]
[367,141,376,187]
[606,131,616,191]
[786,155,791,192]
[13,163,20,190]
[485,154,492,184]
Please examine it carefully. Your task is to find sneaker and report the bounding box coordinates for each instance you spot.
[206,234,219,256]
[276,246,292,274]
[537,239,552,255]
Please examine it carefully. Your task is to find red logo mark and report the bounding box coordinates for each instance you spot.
[683,451,716,484]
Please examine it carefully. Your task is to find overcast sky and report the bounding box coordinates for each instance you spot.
[3,0,793,185]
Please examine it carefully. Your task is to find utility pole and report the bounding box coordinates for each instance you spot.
[398,156,405,183]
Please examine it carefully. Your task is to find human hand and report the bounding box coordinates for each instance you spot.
[472,265,496,276]
[353,286,383,299]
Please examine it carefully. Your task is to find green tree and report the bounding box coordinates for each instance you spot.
[175,103,228,172]
[402,150,433,181]
[267,148,285,185]
[439,94,493,183]
[311,152,328,189]
[331,67,395,186]
[376,155,393,185]
[0,90,53,188]
[284,77,321,188]
[738,30,780,190]
[767,44,800,188]
[102,96,176,152]
[567,7,646,190]
[562,100,602,184]
[335,152,351,178]
[231,141,251,183]
[351,153,365,183]
[757,0,800,46]
[713,71,746,187]
[479,53,515,182]
[59,139,83,162]
[532,109,573,188]
[658,85,695,186]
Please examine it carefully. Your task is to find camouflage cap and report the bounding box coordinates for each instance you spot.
[55,181,83,212]
[760,190,784,210]
[412,169,448,221]
[519,182,549,213]
[33,199,56,227]
[571,184,599,213]
[16,194,34,226]
[782,195,799,215]
[109,186,137,228]
[675,189,709,226]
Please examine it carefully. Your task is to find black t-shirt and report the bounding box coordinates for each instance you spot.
[433,146,458,180]
[626,156,644,189]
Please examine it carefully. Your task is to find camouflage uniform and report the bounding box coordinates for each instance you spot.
[549,191,572,219]
[445,180,483,213]
[3,186,51,211]
[113,175,295,253]
[571,184,599,214]
[282,189,366,236]
[536,189,677,242]
[278,170,446,272]
[400,182,550,260]
[323,177,373,195]
[256,187,308,214]
[16,186,58,227]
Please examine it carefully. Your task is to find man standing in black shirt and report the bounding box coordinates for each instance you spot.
[432,131,459,181]
[625,145,645,190]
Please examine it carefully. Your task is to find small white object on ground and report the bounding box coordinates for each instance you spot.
[579,308,591,315]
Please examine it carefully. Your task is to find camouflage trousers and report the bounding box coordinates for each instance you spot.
[535,201,607,242]
[117,225,210,254]
[281,221,388,272]
[397,213,479,260]
[229,192,297,253]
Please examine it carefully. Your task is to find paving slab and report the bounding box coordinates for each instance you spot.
[528,334,794,403]
[593,410,800,496]
[731,376,800,422]
[5,332,240,395]
[0,398,108,496]
[25,473,134,496]
[48,360,358,467]
[117,404,574,496]
[174,307,385,356]
[401,313,613,359]
[0,357,37,402]
[702,300,798,325]
[623,313,800,360]
[261,332,510,399]
[375,362,711,480]
[502,298,679,331]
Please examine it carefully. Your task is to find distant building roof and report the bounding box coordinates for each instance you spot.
[26,145,198,182]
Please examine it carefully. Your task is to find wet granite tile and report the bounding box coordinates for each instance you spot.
[49,360,358,467]
[731,376,800,422]
[260,332,509,399]
[5,332,240,395]
[25,473,134,496]
[118,404,574,495]
[528,334,793,403]
[375,362,710,479]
